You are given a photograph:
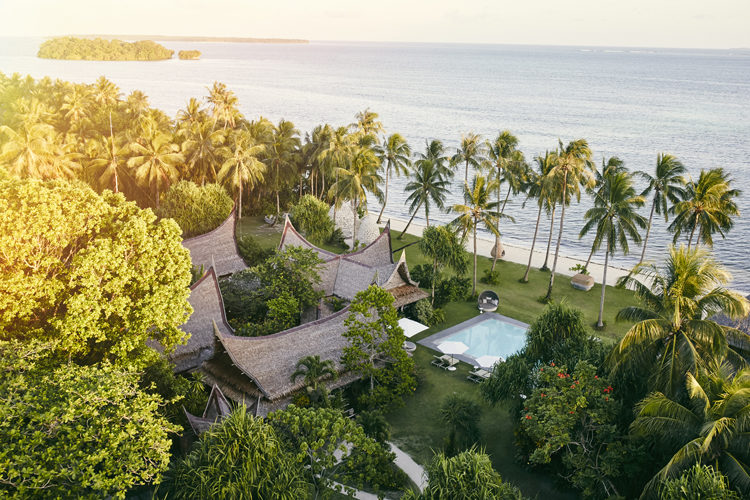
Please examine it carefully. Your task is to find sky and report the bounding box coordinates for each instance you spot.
[0,0,748,49]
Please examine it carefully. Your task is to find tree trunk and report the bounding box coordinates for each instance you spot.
[322,171,326,201]
[431,259,437,305]
[491,180,502,272]
[275,163,280,223]
[424,203,430,227]
[546,172,568,300]
[399,202,422,239]
[472,215,477,296]
[352,198,358,248]
[585,245,595,270]
[688,221,697,250]
[541,204,556,271]
[377,166,389,224]
[109,111,118,193]
[238,175,243,219]
[465,160,469,183]
[639,199,656,264]
[522,202,544,282]
[598,239,610,328]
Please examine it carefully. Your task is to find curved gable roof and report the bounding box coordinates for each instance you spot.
[278,216,337,260]
[182,209,246,277]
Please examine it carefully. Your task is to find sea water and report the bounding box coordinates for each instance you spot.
[1,38,748,289]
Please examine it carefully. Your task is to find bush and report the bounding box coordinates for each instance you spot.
[237,235,274,267]
[440,394,482,455]
[157,181,233,238]
[289,194,334,245]
[434,276,471,308]
[480,268,501,285]
[405,298,436,326]
[356,410,391,443]
[410,263,435,290]
[524,300,589,362]
[328,227,347,247]
[659,464,741,500]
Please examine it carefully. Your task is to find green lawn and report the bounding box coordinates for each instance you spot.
[237,217,640,498]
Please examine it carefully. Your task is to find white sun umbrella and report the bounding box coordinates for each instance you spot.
[398,317,429,338]
[437,341,469,364]
[475,355,501,369]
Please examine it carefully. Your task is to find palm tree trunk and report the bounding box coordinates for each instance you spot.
[688,222,697,250]
[523,202,543,282]
[322,171,326,201]
[491,180,502,272]
[472,216,478,296]
[399,202,422,239]
[598,239,610,328]
[238,175,243,219]
[639,199,656,264]
[109,111,118,193]
[275,163,280,222]
[500,184,512,214]
[541,204,556,271]
[546,173,568,300]
[585,245,595,270]
[424,203,430,227]
[352,198,358,248]
[377,167,389,224]
[465,160,469,183]
[431,259,437,305]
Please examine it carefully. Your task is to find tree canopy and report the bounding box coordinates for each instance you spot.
[38,37,174,61]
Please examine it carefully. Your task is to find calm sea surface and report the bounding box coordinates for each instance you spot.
[1,38,749,290]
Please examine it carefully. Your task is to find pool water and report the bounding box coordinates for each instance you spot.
[442,318,527,360]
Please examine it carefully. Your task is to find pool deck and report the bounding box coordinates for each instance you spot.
[417,312,529,367]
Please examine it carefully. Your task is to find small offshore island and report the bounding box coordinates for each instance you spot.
[38,37,176,61]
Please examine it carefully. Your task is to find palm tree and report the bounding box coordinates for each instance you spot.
[290,355,338,406]
[669,168,740,249]
[579,168,647,328]
[522,151,557,282]
[60,84,92,133]
[451,175,513,296]
[89,133,129,193]
[178,117,225,185]
[125,90,150,121]
[419,139,453,180]
[127,131,183,207]
[419,226,468,303]
[610,246,749,397]
[177,97,208,126]
[374,133,412,224]
[485,131,524,271]
[352,108,384,138]
[218,128,266,218]
[319,126,353,219]
[207,81,240,130]
[0,122,79,180]
[636,154,686,264]
[453,132,484,183]
[400,160,450,239]
[630,364,750,496]
[91,76,120,109]
[544,139,594,301]
[265,120,301,220]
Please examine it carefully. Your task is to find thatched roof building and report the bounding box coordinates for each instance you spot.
[182,209,246,277]
[184,384,232,435]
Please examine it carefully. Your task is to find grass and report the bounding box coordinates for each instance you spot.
[236,217,641,498]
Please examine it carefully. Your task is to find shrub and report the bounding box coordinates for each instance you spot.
[356,410,391,444]
[480,268,501,285]
[405,298,436,326]
[659,464,740,500]
[524,300,589,362]
[569,263,590,275]
[410,263,435,290]
[157,181,233,238]
[237,234,274,267]
[434,276,471,308]
[289,194,334,245]
[440,394,482,455]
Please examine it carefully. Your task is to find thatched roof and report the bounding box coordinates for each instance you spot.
[214,306,355,401]
[184,384,232,435]
[182,209,246,277]
[168,267,234,372]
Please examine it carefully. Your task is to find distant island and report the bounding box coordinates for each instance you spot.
[178,50,201,60]
[69,34,309,44]
[38,37,175,61]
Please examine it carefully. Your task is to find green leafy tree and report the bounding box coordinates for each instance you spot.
[0,178,192,368]
[659,464,741,500]
[268,405,398,498]
[404,448,525,500]
[0,340,178,499]
[611,245,749,397]
[162,406,307,499]
[252,246,324,317]
[579,168,647,328]
[636,153,686,264]
[290,194,335,245]
[418,225,468,303]
[156,180,234,237]
[342,285,416,409]
[545,139,594,300]
[441,394,482,455]
[374,132,412,223]
[631,365,750,496]
[520,361,624,498]
[668,167,741,249]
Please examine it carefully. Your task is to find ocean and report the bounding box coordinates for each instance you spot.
[1,38,749,290]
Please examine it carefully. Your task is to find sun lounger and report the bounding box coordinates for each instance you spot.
[467,368,491,383]
[431,354,459,370]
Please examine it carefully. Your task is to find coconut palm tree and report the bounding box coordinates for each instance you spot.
[265,119,301,220]
[60,84,92,133]
[453,132,484,183]
[451,175,513,296]
[544,139,594,301]
[419,139,453,180]
[636,153,686,264]
[319,126,353,219]
[124,90,150,121]
[218,128,266,218]
[522,151,557,283]
[178,117,225,185]
[88,133,129,193]
[176,97,208,126]
[0,122,79,180]
[290,355,338,392]
[610,246,749,397]
[91,76,120,109]
[419,225,468,303]
[127,131,183,207]
[579,168,647,328]
[400,159,450,239]
[669,168,740,250]
[630,364,750,496]
[374,133,412,224]
[352,108,384,138]
[207,81,240,130]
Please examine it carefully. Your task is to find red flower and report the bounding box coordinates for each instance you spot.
[525,415,532,420]
[550,362,555,367]
[569,411,574,414]
[570,385,575,389]
[605,397,609,401]
[594,375,598,379]
[541,393,546,397]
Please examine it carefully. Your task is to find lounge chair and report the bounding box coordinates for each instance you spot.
[431,354,458,370]
[467,368,491,383]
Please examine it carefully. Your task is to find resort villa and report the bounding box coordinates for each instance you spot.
[173,211,428,417]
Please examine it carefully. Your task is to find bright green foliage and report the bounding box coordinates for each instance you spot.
[291,354,338,407]
[356,410,391,443]
[403,448,525,500]
[290,194,335,245]
[419,225,468,302]
[156,180,233,237]
[140,356,208,425]
[659,464,741,500]
[631,365,750,496]
[0,178,192,367]
[405,298,443,327]
[268,405,399,497]
[524,301,590,362]
[342,285,417,409]
[0,340,178,499]
[520,362,625,498]
[441,394,482,455]
[236,234,274,266]
[253,246,323,314]
[162,406,307,500]
[38,37,174,60]
[433,276,471,308]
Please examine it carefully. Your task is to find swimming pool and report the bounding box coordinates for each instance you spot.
[418,313,528,365]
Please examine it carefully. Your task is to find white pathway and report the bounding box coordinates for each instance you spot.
[390,442,427,492]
